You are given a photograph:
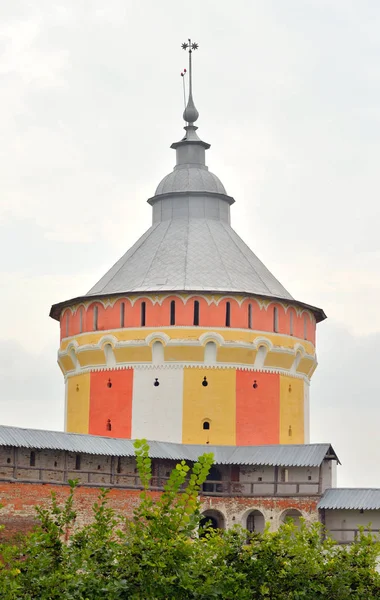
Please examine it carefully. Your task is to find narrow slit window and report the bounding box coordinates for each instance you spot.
[141,302,146,326]
[79,307,84,333]
[289,310,294,336]
[75,455,81,470]
[248,303,252,329]
[93,305,98,331]
[170,300,176,325]
[120,302,125,328]
[30,451,36,467]
[225,301,231,327]
[193,300,200,326]
[203,421,210,430]
[273,306,278,333]
[65,312,69,337]
[304,314,308,339]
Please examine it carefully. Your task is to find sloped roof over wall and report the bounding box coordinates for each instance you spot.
[0,425,338,467]
[318,488,380,510]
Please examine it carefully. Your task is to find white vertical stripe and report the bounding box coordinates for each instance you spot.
[131,368,184,442]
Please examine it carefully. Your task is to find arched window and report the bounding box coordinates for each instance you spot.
[170,300,176,325]
[303,314,308,339]
[152,341,164,365]
[280,509,302,528]
[248,303,252,329]
[289,309,294,336]
[203,420,210,430]
[193,300,200,326]
[225,301,231,327]
[246,510,265,534]
[273,306,278,333]
[29,451,36,467]
[141,302,146,326]
[204,341,217,364]
[93,305,98,331]
[79,307,84,333]
[120,302,125,328]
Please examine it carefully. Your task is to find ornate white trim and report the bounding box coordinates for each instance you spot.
[64,362,309,382]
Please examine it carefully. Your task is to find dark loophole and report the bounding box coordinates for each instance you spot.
[107,378,112,388]
[106,419,112,431]
[154,378,160,387]
[252,380,258,389]
[202,376,208,387]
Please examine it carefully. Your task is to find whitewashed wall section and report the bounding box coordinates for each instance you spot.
[131,368,184,443]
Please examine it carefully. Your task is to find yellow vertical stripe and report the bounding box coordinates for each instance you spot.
[66,374,90,433]
[182,368,236,445]
[279,376,304,444]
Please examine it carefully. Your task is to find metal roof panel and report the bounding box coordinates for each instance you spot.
[0,425,338,467]
[318,488,380,511]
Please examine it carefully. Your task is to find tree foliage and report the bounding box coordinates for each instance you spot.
[1,441,380,599]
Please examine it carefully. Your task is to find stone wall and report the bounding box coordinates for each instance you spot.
[0,480,320,541]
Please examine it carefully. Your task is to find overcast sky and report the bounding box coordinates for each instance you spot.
[1,1,380,487]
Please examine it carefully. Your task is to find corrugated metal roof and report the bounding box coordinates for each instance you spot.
[84,218,294,301]
[318,488,380,510]
[0,425,338,467]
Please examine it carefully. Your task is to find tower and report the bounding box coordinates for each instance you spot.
[50,42,325,446]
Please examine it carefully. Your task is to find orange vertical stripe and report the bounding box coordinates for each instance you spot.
[236,370,279,444]
[89,369,133,438]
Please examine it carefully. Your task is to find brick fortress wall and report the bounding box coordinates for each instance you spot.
[0,481,319,541]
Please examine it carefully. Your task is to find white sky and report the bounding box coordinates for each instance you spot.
[1,1,380,487]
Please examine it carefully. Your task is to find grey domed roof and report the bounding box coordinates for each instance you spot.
[85,218,293,300]
[155,167,226,196]
[50,73,326,324]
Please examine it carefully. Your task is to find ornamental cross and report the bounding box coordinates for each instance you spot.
[181,39,199,53]
[181,39,198,106]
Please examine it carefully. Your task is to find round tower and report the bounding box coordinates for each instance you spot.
[50,46,325,446]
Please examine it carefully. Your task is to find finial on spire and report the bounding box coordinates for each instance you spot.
[181,39,199,125]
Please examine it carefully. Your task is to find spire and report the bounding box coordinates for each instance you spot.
[181,39,199,125]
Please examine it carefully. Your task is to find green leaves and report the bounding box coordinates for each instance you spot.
[1,444,380,598]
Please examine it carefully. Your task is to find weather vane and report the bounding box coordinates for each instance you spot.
[180,39,199,124]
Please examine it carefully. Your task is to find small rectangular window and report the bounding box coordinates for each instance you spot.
[248,303,252,329]
[120,302,125,328]
[225,302,231,327]
[170,300,175,325]
[193,300,199,326]
[273,307,278,333]
[75,455,81,470]
[30,451,36,467]
[93,306,98,331]
[141,302,146,326]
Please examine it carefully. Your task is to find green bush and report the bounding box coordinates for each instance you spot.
[0,441,379,599]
